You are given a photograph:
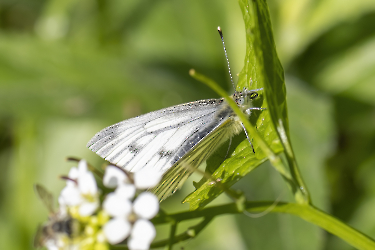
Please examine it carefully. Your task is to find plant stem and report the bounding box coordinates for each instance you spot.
[168,222,177,250]
[267,203,375,250]
[152,217,213,248]
[152,201,375,250]
[111,201,375,250]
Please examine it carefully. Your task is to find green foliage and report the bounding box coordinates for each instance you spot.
[179,1,375,249]
[184,0,310,210]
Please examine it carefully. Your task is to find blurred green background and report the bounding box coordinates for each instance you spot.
[1,0,375,249]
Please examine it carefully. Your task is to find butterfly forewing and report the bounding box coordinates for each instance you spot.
[87,99,225,174]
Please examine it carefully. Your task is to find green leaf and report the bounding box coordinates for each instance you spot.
[184,0,290,210]
[240,0,310,204]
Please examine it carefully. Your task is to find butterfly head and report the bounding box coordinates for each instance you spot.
[233,88,263,115]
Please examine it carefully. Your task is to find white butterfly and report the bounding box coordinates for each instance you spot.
[87,27,265,201]
[87,88,264,201]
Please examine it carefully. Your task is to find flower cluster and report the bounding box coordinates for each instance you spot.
[102,166,161,249]
[59,160,100,217]
[37,160,162,250]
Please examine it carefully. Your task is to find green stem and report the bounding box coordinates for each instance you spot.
[168,222,177,250]
[111,201,375,250]
[151,217,213,248]
[151,202,375,250]
[270,204,375,250]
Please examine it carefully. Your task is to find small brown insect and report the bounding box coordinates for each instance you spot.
[34,184,81,248]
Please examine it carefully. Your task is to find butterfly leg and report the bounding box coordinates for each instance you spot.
[246,107,267,115]
[243,87,264,92]
[249,107,267,111]
[240,122,255,153]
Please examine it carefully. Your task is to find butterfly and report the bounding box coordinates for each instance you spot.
[87,27,265,201]
[86,88,264,201]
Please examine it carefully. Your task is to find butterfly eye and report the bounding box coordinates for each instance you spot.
[237,97,245,105]
[250,92,258,99]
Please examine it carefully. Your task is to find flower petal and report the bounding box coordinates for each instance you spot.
[133,192,159,219]
[68,167,79,180]
[134,169,162,189]
[57,196,68,216]
[103,165,128,188]
[130,219,156,242]
[115,183,136,200]
[79,200,99,216]
[103,218,131,244]
[103,193,132,218]
[78,159,88,173]
[78,171,98,196]
[127,237,151,250]
[60,185,82,206]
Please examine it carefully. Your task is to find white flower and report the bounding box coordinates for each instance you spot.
[103,165,129,188]
[103,218,132,245]
[60,185,82,206]
[78,167,98,196]
[103,165,137,200]
[115,183,136,200]
[102,186,159,249]
[59,160,99,216]
[103,165,162,250]
[132,192,159,220]
[68,166,79,180]
[127,237,152,250]
[103,192,132,218]
[129,219,156,244]
[103,165,162,190]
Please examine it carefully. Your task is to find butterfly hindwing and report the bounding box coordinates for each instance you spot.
[151,115,239,200]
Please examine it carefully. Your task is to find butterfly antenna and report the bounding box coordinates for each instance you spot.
[217,26,235,90]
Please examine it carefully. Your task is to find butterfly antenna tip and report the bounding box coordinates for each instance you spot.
[217,26,235,90]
